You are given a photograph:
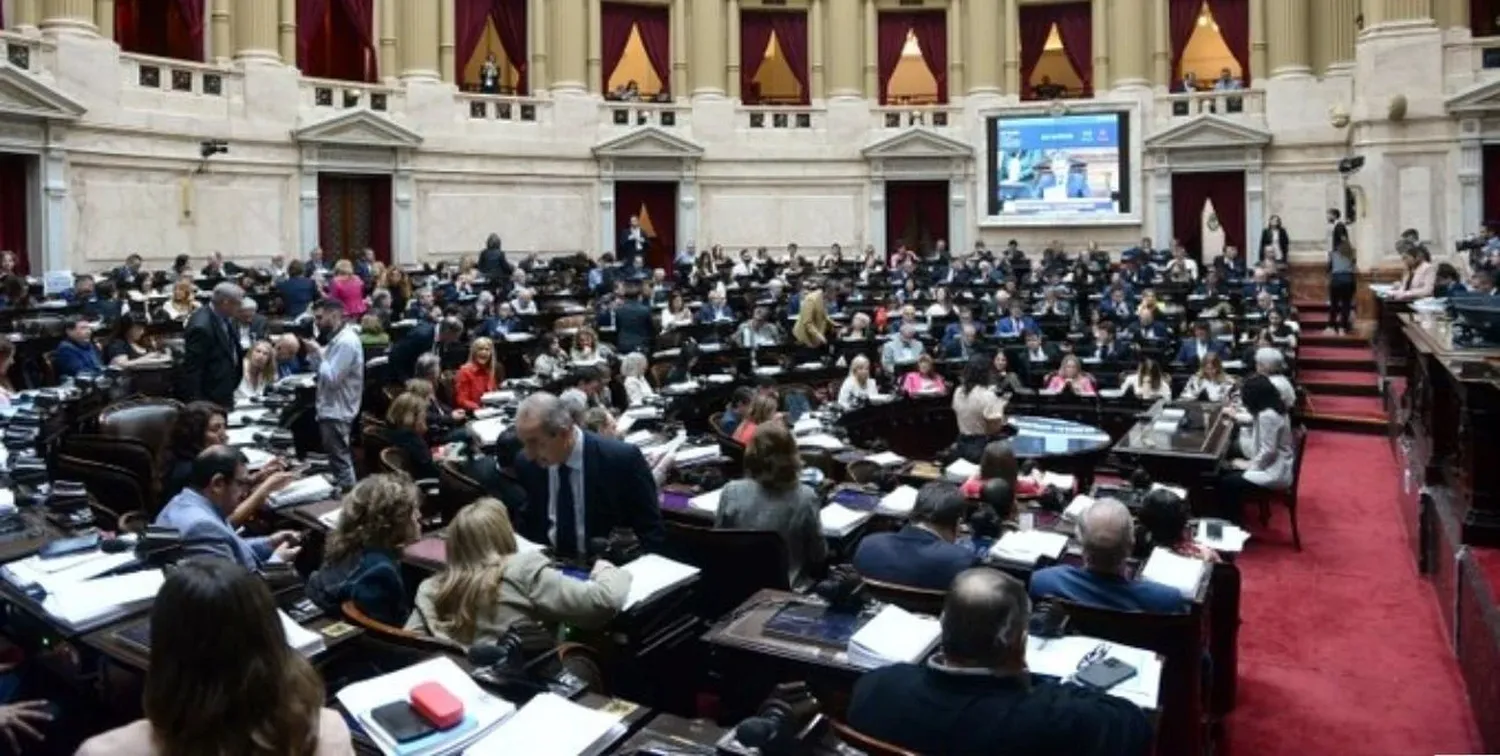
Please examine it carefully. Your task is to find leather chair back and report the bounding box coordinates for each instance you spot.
[60,434,161,514]
[99,397,183,464]
[661,521,789,620]
[860,577,946,616]
[54,454,146,521]
[829,719,918,756]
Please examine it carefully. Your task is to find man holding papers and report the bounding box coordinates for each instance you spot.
[846,569,1153,756]
[154,446,303,571]
[852,483,976,591]
[1029,498,1186,614]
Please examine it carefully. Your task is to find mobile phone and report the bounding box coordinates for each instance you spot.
[1075,657,1138,691]
[370,701,436,743]
[1206,520,1225,540]
[38,534,102,559]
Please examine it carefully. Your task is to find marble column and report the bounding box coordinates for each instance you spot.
[1152,0,1169,86]
[379,0,398,81]
[862,0,877,99]
[40,0,94,34]
[1314,0,1358,72]
[825,0,861,98]
[1003,0,1020,94]
[947,0,964,97]
[692,0,725,96]
[438,0,455,84]
[810,0,825,99]
[530,0,549,91]
[585,0,602,92]
[966,0,1001,95]
[210,0,230,62]
[727,0,742,99]
[278,0,296,65]
[1091,0,1109,92]
[92,0,110,39]
[233,0,280,63]
[13,0,41,31]
[399,0,440,81]
[671,0,687,97]
[1436,0,1468,29]
[553,0,587,92]
[1111,0,1151,87]
[1361,0,1435,26]
[1267,0,1311,77]
[1249,0,1267,82]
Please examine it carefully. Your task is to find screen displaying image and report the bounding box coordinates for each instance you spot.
[987,112,1131,220]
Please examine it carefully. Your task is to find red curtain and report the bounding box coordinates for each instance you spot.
[370,175,392,266]
[770,13,809,104]
[1484,147,1500,229]
[909,11,947,103]
[493,0,528,94]
[116,0,201,61]
[1168,0,1200,88]
[740,11,775,104]
[1053,2,1092,93]
[1474,0,1499,35]
[1208,0,1250,84]
[296,0,329,73]
[601,3,636,92]
[614,182,676,273]
[886,182,947,253]
[1172,172,1245,263]
[0,155,29,277]
[875,13,910,104]
[1018,4,1056,97]
[175,0,204,58]
[634,6,670,94]
[339,0,375,68]
[298,0,372,81]
[455,0,492,87]
[318,174,337,255]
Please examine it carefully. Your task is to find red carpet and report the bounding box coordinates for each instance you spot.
[1297,368,1378,386]
[1296,345,1377,362]
[1227,432,1481,754]
[1303,395,1386,419]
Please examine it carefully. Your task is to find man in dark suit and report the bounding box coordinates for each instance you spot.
[618,215,649,262]
[478,233,513,279]
[387,316,463,384]
[1087,322,1133,363]
[512,392,663,558]
[852,482,976,590]
[1174,321,1230,367]
[847,569,1153,756]
[1031,498,1186,614]
[613,285,654,355]
[177,282,246,409]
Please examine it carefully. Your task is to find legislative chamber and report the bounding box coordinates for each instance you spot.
[0,0,1495,753]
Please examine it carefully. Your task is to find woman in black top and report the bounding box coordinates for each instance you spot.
[104,313,155,367]
[385,392,440,480]
[160,401,230,505]
[1259,215,1290,265]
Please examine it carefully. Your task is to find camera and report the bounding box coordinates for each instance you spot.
[199,140,229,159]
[1456,236,1484,253]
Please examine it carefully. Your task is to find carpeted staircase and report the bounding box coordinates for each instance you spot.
[1293,301,1390,435]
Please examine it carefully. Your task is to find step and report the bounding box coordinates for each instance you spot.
[1304,394,1387,420]
[1293,300,1331,313]
[1297,345,1377,371]
[1300,332,1369,348]
[1298,367,1382,397]
[1301,412,1390,436]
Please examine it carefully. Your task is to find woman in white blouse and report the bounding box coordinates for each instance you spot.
[661,292,694,331]
[1220,375,1295,522]
[925,287,954,320]
[621,352,655,406]
[235,340,276,401]
[837,355,885,409]
[1180,352,1238,402]
[160,279,197,321]
[1118,358,1170,400]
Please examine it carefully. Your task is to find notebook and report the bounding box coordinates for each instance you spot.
[688,488,722,513]
[878,485,919,515]
[336,657,514,756]
[988,530,1070,565]
[1138,548,1207,600]
[267,476,335,510]
[465,693,622,756]
[865,451,907,467]
[620,555,700,611]
[847,605,941,670]
[820,504,872,538]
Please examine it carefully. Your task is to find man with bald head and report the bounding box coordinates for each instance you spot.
[1030,498,1186,614]
[847,569,1153,755]
[177,281,245,408]
[512,392,663,558]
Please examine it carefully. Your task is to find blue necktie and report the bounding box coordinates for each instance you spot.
[554,463,579,557]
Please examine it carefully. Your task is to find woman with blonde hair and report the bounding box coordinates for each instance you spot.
[454,336,500,411]
[571,326,612,363]
[358,314,389,348]
[235,340,277,401]
[405,498,630,646]
[379,265,413,315]
[161,278,197,320]
[837,354,885,408]
[791,291,833,349]
[1181,351,1238,402]
[328,259,367,318]
[732,393,781,446]
[621,352,655,406]
[306,474,423,625]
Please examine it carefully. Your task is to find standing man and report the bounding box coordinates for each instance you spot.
[618,214,649,261]
[178,282,245,409]
[306,298,364,489]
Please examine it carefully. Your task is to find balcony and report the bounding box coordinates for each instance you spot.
[1445,34,1500,91]
[871,104,960,130]
[0,31,43,73]
[119,53,242,116]
[302,77,403,115]
[458,92,549,124]
[602,101,690,129]
[1155,89,1266,124]
[739,105,822,131]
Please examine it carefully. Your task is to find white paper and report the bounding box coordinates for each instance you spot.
[268,475,335,509]
[337,657,515,756]
[279,609,326,656]
[45,569,164,626]
[620,554,701,611]
[989,530,1070,565]
[470,416,510,446]
[466,693,622,756]
[622,406,662,420]
[481,390,517,406]
[317,507,342,530]
[879,485,919,515]
[1024,634,1162,710]
[1193,520,1250,553]
[796,433,845,451]
[1063,494,1095,521]
[624,430,657,446]
[674,445,721,465]
[224,426,262,447]
[228,407,272,426]
[1149,483,1188,499]
[865,451,907,467]
[1139,547,1207,600]
[944,458,979,482]
[688,488,722,513]
[5,549,137,589]
[241,447,275,471]
[1040,472,1076,491]
[820,503,872,537]
[848,605,941,669]
[792,416,824,435]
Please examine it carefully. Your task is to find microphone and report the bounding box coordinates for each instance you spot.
[725,683,821,756]
[810,566,867,615]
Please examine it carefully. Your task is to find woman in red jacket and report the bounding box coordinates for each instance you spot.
[453,337,500,411]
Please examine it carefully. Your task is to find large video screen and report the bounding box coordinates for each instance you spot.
[986,112,1131,221]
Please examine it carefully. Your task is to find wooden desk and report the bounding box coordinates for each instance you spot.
[1112,401,1235,507]
[0,509,65,564]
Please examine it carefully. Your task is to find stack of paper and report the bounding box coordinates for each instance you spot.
[481,390,517,406]
[1149,483,1189,499]
[46,569,165,627]
[4,549,139,593]
[664,381,701,394]
[317,507,342,530]
[1040,472,1076,491]
[268,476,336,509]
[847,605,941,669]
[1024,634,1162,709]
[879,485,919,515]
[336,657,515,756]
[792,416,824,435]
[796,433,845,451]
[1193,520,1251,553]
[621,555,701,611]
[623,430,657,446]
[688,488,722,513]
[989,530,1070,565]
[241,447,276,471]
[225,426,262,447]
[865,451,907,467]
[1062,494,1095,521]
[1139,547,1207,599]
[820,503,872,537]
[470,416,510,446]
[622,406,663,420]
[466,693,623,756]
[279,610,326,656]
[944,459,979,482]
[674,445,721,466]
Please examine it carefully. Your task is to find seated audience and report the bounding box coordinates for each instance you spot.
[1220,374,1295,523]
[103,313,160,367]
[1138,488,1220,563]
[154,446,301,572]
[385,392,441,480]
[1119,358,1169,400]
[581,407,674,485]
[53,319,104,379]
[234,340,276,401]
[76,559,354,756]
[1044,355,1097,395]
[1030,497,1186,613]
[407,498,630,646]
[358,315,389,348]
[837,355,885,408]
[1175,321,1229,367]
[714,423,827,587]
[732,393,781,446]
[1181,351,1238,402]
[959,440,1022,499]
[846,568,1152,755]
[900,352,948,396]
[621,352,655,406]
[454,336,500,411]
[719,386,755,436]
[853,482,977,590]
[160,279,198,321]
[882,323,925,373]
[306,475,423,626]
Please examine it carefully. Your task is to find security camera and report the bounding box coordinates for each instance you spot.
[1337,156,1364,176]
[199,140,228,159]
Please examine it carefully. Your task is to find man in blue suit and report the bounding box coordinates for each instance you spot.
[53,318,104,379]
[994,302,1037,339]
[512,393,664,559]
[1030,498,1186,614]
[154,446,302,571]
[387,316,462,384]
[852,482,977,591]
[1174,321,1230,367]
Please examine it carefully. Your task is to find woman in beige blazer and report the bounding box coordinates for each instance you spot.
[1390,244,1435,301]
[405,498,631,647]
